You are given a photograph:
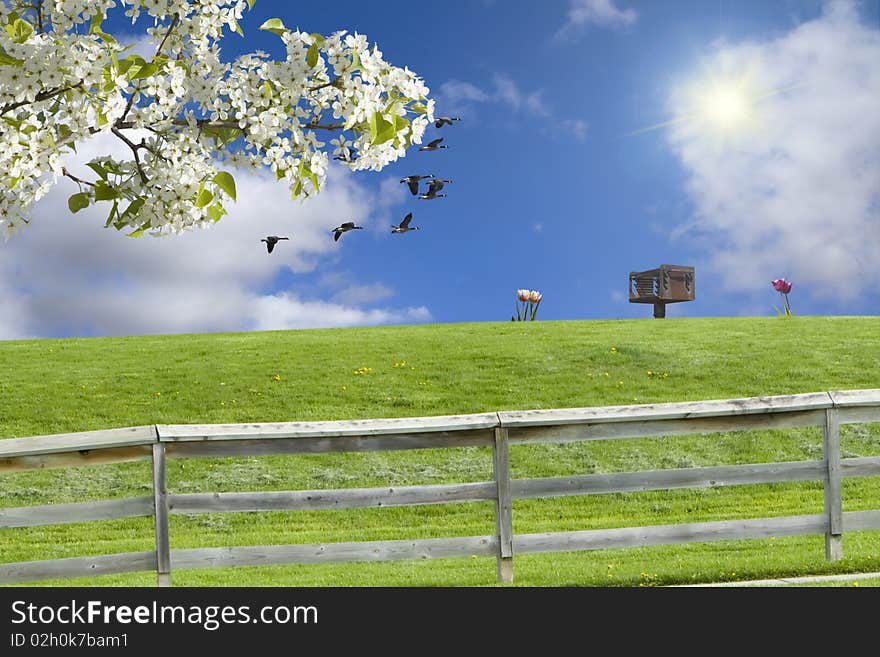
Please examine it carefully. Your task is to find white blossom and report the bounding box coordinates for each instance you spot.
[0,0,434,238]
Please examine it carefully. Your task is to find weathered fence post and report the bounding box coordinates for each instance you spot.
[823,407,843,561]
[152,442,172,586]
[493,427,514,583]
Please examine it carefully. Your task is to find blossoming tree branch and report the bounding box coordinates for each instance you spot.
[0,0,435,239]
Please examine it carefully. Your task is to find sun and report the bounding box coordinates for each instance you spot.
[622,67,782,142]
[700,81,750,129]
[692,75,755,136]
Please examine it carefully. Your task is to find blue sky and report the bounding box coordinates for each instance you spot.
[1,0,879,339]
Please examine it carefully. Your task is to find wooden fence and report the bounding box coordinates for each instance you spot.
[1,389,879,586]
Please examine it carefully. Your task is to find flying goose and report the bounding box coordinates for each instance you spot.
[391,212,419,234]
[261,235,289,253]
[332,221,364,242]
[419,137,448,152]
[418,190,447,200]
[434,116,461,128]
[426,178,452,195]
[400,174,434,196]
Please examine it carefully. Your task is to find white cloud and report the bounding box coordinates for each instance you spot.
[0,134,432,339]
[330,283,395,306]
[667,1,880,305]
[437,75,549,117]
[492,74,551,116]
[561,119,589,142]
[250,293,430,331]
[436,74,585,140]
[436,80,491,108]
[557,0,638,39]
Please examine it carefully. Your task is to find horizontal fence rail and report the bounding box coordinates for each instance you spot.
[1,389,879,585]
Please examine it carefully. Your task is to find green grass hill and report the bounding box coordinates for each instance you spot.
[2,316,879,586]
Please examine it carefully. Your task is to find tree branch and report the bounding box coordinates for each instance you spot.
[116,118,346,132]
[118,12,180,125]
[62,167,96,188]
[111,127,149,184]
[0,82,82,116]
[308,77,344,93]
[36,0,44,34]
[155,12,181,58]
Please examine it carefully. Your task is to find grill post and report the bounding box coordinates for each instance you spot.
[629,264,694,318]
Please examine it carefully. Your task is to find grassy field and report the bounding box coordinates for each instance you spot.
[1,315,879,587]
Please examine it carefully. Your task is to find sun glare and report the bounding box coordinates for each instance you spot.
[696,78,754,134]
[622,69,776,141]
[622,61,802,143]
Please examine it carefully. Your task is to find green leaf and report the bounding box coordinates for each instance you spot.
[234,22,244,37]
[115,55,140,76]
[393,114,411,147]
[247,0,257,10]
[88,11,117,42]
[86,162,108,181]
[129,61,158,80]
[259,18,287,36]
[409,102,428,115]
[120,198,145,220]
[296,157,320,195]
[101,68,115,93]
[213,171,236,201]
[202,125,241,148]
[89,12,104,35]
[207,203,226,222]
[0,46,23,66]
[126,222,151,238]
[370,111,396,145]
[94,181,119,201]
[102,160,124,175]
[68,192,90,213]
[104,200,120,228]
[194,187,214,208]
[6,18,34,44]
[291,178,303,199]
[94,28,116,43]
[393,114,409,132]
[306,43,319,68]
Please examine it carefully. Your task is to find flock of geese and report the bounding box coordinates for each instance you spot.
[261,116,461,252]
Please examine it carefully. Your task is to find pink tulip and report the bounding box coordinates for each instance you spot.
[771,278,793,316]
[517,289,530,302]
[771,278,792,294]
[530,290,542,303]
